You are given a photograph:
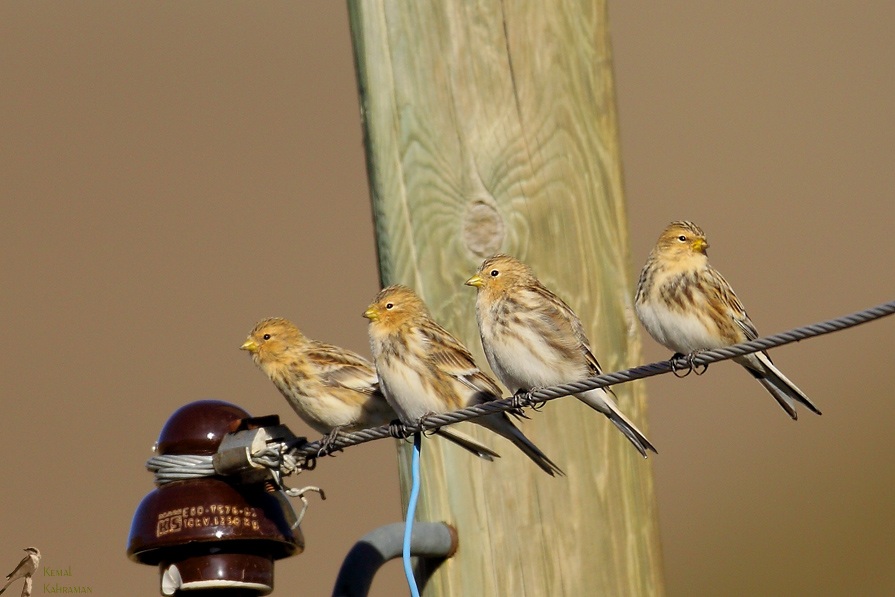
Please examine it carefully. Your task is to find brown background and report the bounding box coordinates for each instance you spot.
[2,2,893,596]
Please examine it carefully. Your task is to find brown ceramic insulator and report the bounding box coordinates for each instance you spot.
[127,478,303,565]
[155,400,252,456]
[128,401,304,596]
[160,553,276,595]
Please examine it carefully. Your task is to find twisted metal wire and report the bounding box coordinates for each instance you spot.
[146,454,215,484]
[291,298,895,461]
[146,443,301,485]
[144,299,895,480]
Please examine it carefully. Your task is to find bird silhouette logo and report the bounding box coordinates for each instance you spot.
[0,548,40,597]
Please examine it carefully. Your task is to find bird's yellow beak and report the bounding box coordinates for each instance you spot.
[363,307,379,322]
[465,274,484,288]
[691,238,709,254]
[240,339,258,353]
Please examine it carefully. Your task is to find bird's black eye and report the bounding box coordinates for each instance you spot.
[263,334,271,340]
[490,269,499,277]
[385,303,394,310]
[677,235,687,242]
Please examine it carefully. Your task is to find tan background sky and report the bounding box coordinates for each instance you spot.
[2,2,894,596]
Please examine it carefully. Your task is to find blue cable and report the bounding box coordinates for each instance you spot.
[403,432,422,597]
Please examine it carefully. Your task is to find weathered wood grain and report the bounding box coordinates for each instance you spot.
[349,1,664,594]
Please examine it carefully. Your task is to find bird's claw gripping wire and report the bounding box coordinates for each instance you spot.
[388,419,412,439]
[670,351,709,377]
[317,427,345,458]
[505,390,533,419]
[416,412,441,436]
[509,389,531,410]
[511,388,530,409]
[528,399,548,412]
[387,414,436,443]
[513,387,548,412]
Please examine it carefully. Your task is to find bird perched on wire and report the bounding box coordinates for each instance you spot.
[363,285,564,476]
[466,254,656,458]
[634,220,822,419]
[0,547,40,597]
[241,317,499,460]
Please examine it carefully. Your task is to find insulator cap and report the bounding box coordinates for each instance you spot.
[156,400,251,456]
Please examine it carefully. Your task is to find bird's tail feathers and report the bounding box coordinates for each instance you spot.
[746,352,822,418]
[477,414,565,477]
[755,377,798,419]
[434,428,500,461]
[608,411,656,458]
[578,388,657,457]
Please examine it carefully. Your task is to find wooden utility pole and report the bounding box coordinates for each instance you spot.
[348,1,664,594]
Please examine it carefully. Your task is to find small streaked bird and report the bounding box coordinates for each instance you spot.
[241,317,499,460]
[0,547,40,597]
[467,255,656,457]
[634,220,821,419]
[363,285,564,476]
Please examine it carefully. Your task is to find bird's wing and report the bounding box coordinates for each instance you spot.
[4,555,29,582]
[419,321,503,398]
[527,284,606,375]
[305,342,379,396]
[733,314,760,343]
[702,266,760,342]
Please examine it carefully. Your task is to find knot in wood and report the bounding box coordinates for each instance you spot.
[462,198,505,258]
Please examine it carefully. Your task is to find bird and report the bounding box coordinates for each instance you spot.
[363,285,564,476]
[466,254,656,457]
[0,547,40,597]
[240,317,499,460]
[634,220,822,419]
